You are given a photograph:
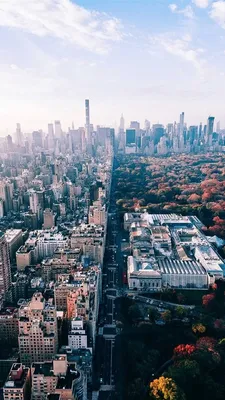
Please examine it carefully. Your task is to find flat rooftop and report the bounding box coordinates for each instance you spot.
[33,362,54,377]
[5,229,22,242]
[158,258,207,275]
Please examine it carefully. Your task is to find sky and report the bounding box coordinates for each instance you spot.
[1,0,225,134]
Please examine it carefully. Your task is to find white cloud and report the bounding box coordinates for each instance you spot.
[0,0,123,54]
[192,0,209,8]
[169,4,195,19]
[150,33,205,72]
[169,4,178,12]
[210,1,225,29]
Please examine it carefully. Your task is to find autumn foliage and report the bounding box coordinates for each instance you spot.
[173,344,196,359]
[150,376,185,400]
[192,323,206,334]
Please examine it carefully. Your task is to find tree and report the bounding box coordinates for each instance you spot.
[196,337,217,351]
[173,344,196,360]
[167,359,200,392]
[128,304,142,325]
[202,293,215,308]
[149,376,186,400]
[192,323,206,334]
[148,307,160,323]
[161,310,172,323]
[175,306,186,318]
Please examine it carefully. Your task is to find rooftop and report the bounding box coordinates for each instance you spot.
[32,361,54,377]
[5,229,22,242]
[4,364,29,389]
[158,258,207,275]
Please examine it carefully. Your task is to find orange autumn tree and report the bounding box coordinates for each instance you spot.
[150,376,186,400]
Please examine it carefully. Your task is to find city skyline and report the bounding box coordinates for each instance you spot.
[1,0,225,132]
[0,103,223,137]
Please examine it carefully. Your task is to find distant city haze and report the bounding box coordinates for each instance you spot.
[1,0,225,132]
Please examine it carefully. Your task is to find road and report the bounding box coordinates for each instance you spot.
[94,158,122,399]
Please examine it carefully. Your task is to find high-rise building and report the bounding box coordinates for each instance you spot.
[29,190,44,214]
[145,119,151,132]
[130,121,140,131]
[7,135,13,152]
[43,209,56,229]
[126,129,136,145]
[18,293,58,365]
[68,318,87,350]
[55,121,62,140]
[0,199,4,218]
[199,123,203,140]
[0,232,12,302]
[188,126,198,145]
[85,99,92,153]
[16,123,24,146]
[206,116,215,144]
[119,114,125,131]
[0,181,13,214]
[179,112,184,138]
[32,131,43,148]
[3,363,30,400]
[216,121,221,133]
[48,123,54,137]
[31,355,83,400]
[48,123,55,150]
[96,127,111,146]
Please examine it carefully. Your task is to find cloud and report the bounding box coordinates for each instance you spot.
[149,33,205,72]
[192,0,209,8]
[169,4,195,19]
[0,0,123,54]
[210,1,225,29]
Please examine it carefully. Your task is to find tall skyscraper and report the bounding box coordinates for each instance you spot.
[206,116,215,144]
[16,123,23,146]
[145,119,151,132]
[130,121,140,131]
[0,232,12,302]
[199,123,203,140]
[48,123,54,137]
[32,131,43,148]
[18,293,58,365]
[54,121,62,139]
[85,99,92,153]
[0,181,13,213]
[179,112,184,137]
[216,121,221,133]
[119,114,125,131]
[126,129,136,145]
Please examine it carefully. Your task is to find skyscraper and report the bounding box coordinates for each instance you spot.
[199,123,203,141]
[18,293,58,365]
[126,129,136,145]
[179,112,184,138]
[206,116,215,144]
[216,121,221,133]
[0,232,12,302]
[54,121,62,139]
[85,99,92,153]
[16,123,23,146]
[119,114,125,131]
[0,181,13,213]
[145,119,151,132]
